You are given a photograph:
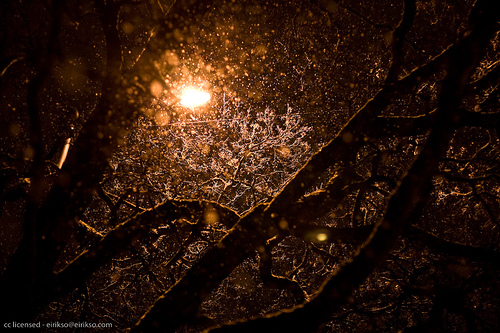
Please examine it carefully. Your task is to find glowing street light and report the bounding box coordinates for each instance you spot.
[180,88,210,107]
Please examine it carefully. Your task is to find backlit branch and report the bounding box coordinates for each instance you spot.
[206,1,500,331]
[38,199,239,315]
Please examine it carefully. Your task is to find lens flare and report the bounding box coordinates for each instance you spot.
[180,88,210,107]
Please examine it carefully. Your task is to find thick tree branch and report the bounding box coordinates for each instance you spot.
[407,225,500,263]
[0,0,66,322]
[386,0,417,82]
[1,0,221,322]
[36,199,238,317]
[133,1,428,331]
[207,1,500,331]
[371,109,500,138]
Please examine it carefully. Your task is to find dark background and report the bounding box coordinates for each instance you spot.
[1,0,499,332]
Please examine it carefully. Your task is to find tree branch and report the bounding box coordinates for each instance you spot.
[206,1,500,331]
[36,199,238,316]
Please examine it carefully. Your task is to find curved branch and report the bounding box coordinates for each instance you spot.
[131,2,468,331]
[37,199,239,316]
[207,1,500,331]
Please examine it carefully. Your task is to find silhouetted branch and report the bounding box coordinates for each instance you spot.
[2,0,200,322]
[131,2,466,330]
[407,225,500,263]
[439,171,500,183]
[283,173,363,227]
[37,199,238,315]
[1,0,498,331]
[132,1,436,331]
[206,1,500,331]
[0,0,66,322]
[258,234,307,303]
[133,203,268,332]
[370,106,500,138]
[386,0,416,82]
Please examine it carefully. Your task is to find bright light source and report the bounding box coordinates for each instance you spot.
[316,232,328,242]
[180,88,210,107]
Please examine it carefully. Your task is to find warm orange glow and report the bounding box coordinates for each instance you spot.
[180,88,210,107]
[316,232,328,242]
